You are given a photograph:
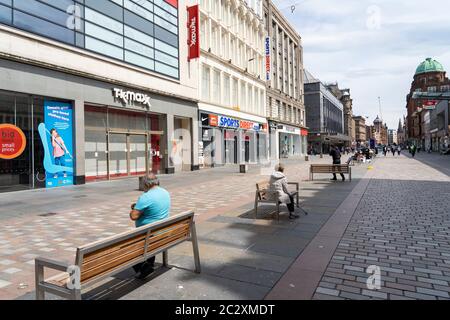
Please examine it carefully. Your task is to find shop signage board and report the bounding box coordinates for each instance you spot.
[201,113,266,132]
[187,5,200,61]
[265,36,271,81]
[0,124,27,160]
[423,100,438,110]
[38,101,74,189]
[218,116,240,129]
[113,88,151,107]
[165,0,178,8]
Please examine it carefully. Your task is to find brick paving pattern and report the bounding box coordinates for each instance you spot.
[0,157,340,300]
[313,154,450,300]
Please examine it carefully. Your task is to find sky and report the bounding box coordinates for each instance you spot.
[272,0,450,129]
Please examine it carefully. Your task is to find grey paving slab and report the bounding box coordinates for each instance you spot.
[311,154,450,300]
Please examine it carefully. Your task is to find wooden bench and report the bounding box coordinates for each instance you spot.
[35,211,200,300]
[254,180,299,221]
[310,164,352,181]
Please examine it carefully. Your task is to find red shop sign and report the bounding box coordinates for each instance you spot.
[187,5,200,61]
[209,114,218,127]
[0,124,27,160]
[164,0,178,8]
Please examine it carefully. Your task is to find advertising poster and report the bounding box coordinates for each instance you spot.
[0,124,27,160]
[38,101,74,188]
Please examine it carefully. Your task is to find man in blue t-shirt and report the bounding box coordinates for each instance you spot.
[130,174,171,279]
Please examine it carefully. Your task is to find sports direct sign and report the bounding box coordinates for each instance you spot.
[187,5,200,61]
[0,124,27,160]
[202,113,266,132]
[265,36,271,81]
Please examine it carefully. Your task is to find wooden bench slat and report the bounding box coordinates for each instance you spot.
[83,218,191,265]
[80,225,191,281]
[80,247,146,282]
[83,234,147,263]
[81,240,146,272]
[81,224,190,278]
[80,228,190,283]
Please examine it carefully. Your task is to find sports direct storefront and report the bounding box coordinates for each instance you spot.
[199,112,268,167]
[269,121,308,159]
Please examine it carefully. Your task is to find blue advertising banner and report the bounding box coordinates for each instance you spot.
[38,101,74,188]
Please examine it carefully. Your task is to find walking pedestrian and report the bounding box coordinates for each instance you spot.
[268,164,299,220]
[391,146,396,156]
[330,145,345,181]
[411,145,416,158]
[397,145,401,156]
[129,174,171,279]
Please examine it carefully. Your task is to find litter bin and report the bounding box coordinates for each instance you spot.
[305,155,309,162]
[240,164,248,173]
[139,176,145,191]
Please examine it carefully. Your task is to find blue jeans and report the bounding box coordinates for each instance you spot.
[54,156,66,175]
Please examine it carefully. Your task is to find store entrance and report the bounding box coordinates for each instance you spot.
[108,132,147,179]
[107,131,164,179]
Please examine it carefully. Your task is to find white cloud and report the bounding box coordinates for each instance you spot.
[273,0,450,128]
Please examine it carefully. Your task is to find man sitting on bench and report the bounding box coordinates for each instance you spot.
[268,164,299,220]
[130,174,171,279]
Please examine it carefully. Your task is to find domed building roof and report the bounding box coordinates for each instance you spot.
[373,116,382,124]
[415,58,445,75]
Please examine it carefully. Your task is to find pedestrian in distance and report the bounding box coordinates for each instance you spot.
[330,145,345,181]
[391,146,396,156]
[397,145,401,156]
[268,164,299,220]
[129,174,171,280]
[411,145,417,158]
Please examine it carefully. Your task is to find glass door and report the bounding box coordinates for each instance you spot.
[108,133,128,179]
[129,134,147,176]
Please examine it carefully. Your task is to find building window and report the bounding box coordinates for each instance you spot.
[0,0,180,79]
[201,65,210,101]
[223,74,230,106]
[232,78,238,108]
[213,69,221,104]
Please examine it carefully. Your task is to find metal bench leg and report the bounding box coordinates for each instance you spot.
[72,289,82,301]
[191,222,201,274]
[254,192,259,219]
[35,263,45,300]
[163,250,169,268]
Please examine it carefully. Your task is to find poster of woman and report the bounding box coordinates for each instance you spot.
[38,101,74,188]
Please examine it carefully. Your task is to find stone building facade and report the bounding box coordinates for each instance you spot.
[352,116,367,146]
[406,58,450,150]
[327,84,355,148]
[263,0,307,160]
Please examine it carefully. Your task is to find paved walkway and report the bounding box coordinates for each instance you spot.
[309,153,450,300]
[0,155,368,300]
[2,153,448,300]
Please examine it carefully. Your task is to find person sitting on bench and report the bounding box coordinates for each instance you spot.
[130,174,171,279]
[268,164,299,220]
